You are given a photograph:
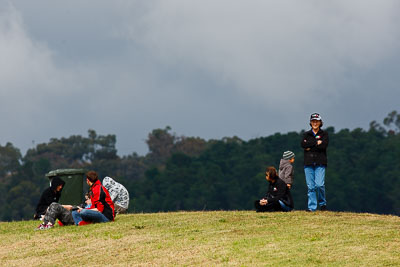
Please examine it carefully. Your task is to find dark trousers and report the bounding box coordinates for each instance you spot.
[254,200,283,212]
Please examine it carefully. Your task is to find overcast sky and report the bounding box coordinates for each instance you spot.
[0,1,399,156]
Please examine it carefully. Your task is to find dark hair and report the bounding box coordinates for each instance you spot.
[86,171,99,183]
[266,166,278,180]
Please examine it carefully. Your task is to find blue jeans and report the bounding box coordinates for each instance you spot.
[278,200,292,212]
[72,209,110,225]
[304,166,326,211]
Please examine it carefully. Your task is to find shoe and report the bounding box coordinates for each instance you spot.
[78,220,92,226]
[306,209,312,212]
[320,205,327,211]
[35,223,46,230]
[57,220,64,227]
[35,222,54,230]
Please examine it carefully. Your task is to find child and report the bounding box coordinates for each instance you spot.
[84,193,92,209]
[278,151,295,189]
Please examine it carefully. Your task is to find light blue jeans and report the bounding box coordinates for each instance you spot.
[304,166,326,211]
[72,209,110,225]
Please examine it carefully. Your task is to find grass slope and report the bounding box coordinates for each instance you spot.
[0,211,399,266]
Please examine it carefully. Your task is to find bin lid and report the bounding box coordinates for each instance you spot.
[45,168,86,177]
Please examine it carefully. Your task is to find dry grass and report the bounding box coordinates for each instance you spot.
[1,210,400,266]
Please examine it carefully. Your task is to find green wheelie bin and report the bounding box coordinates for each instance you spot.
[45,169,87,205]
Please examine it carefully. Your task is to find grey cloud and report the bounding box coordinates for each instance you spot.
[1,1,399,156]
[121,1,400,107]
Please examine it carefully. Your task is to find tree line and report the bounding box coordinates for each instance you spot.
[1,111,400,221]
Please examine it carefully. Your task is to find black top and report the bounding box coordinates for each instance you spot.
[34,177,65,218]
[301,129,329,166]
[265,177,294,208]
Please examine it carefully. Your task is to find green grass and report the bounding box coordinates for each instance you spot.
[1,211,399,266]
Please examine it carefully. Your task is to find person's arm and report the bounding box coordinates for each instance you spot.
[260,187,271,205]
[266,181,287,204]
[43,191,56,205]
[284,165,294,185]
[301,133,317,149]
[62,205,73,210]
[76,207,99,213]
[89,185,104,213]
[316,131,329,150]
[90,185,109,213]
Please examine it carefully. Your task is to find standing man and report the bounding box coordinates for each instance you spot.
[301,113,329,212]
[72,171,115,225]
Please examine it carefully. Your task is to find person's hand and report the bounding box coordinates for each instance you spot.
[259,199,268,206]
[317,140,322,145]
[305,148,311,151]
[77,207,83,213]
[287,184,292,189]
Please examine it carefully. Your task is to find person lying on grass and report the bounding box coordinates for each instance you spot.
[254,166,294,212]
[72,171,115,226]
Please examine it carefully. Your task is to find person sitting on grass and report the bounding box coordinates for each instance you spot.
[102,176,129,215]
[83,193,92,208]
[35,194,92,230]
[72,171,115,226]
[254,166,294,212]
[34,176,65,220]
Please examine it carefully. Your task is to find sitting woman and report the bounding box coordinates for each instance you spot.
[254,166,294,212]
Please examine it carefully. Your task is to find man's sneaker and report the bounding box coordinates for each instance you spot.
[35,222,54,230]
[320,205,327,211]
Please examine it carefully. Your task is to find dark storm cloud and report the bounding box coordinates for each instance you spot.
[1,1,400,155]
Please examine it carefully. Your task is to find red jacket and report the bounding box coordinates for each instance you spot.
[89,180,115,221]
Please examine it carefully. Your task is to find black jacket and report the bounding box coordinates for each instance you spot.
[264,177,294,208]
[301,129,329,166]
[34,177,65,218]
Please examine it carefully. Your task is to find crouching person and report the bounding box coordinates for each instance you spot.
[72,171,115,226]
[102,176,129,215]
[255,166,294,212]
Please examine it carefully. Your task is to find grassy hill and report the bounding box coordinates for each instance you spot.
[0,211,399,266]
